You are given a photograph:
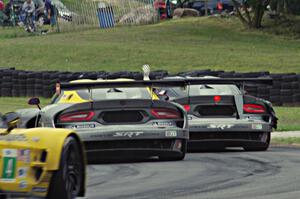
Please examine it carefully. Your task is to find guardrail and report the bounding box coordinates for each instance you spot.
[0,68,299,106]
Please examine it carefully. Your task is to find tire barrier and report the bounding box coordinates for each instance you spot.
[0,68,300,106]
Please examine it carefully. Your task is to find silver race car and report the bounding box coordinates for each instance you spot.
[156,77,277,151]
[21,79,189,161]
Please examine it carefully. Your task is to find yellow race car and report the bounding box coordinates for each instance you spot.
[0,112,86,199]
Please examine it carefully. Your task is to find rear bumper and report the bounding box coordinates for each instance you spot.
[77,126,189,141]
[187,121,271,149]
[86,148,184,160]
[188,139,269,150]
[189,121,272,133]
[75,127,188,159]
[85,139,186,160]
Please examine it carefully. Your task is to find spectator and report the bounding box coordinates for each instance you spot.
[45,0,57,32]
[21,0,36,31]
[22,0,35,14]
[0,0,4,11]
[217,0,223,13]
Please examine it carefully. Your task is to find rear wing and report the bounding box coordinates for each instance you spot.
[59,77,273,90]
[185,77,273,86]
[60,80,187,90]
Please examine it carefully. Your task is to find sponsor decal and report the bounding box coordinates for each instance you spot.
[18,167,28,178]
[19,180,28,189]
[165,131,177,137]
[31,137,40,142]
[1,149,17,182]
[252,124,263,130]
[32,187,47,193]
[71,124,96,129]
[207,124,234,130]
[113,132,144,138]
[18,149,30,163]
[0,134,27,142]
[152,121,175,127]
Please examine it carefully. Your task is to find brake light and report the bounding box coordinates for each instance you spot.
[151,108,180,119]
[59,111,95,122]
[183,105,190,112]
[214,96,221,103]
[243,104,265,114]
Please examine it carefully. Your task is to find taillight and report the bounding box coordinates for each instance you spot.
[214,96,221,103]
[183,105,190,112]
[151,108,180,119]
[59,111,95,122]
[243,104,265,114]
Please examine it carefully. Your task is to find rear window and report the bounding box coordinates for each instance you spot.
[52,87,151,103]
[91,87,151,100]
[159,84,240,99]
[189,85,240,96]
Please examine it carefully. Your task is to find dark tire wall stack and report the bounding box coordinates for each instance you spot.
[0,68,300,106]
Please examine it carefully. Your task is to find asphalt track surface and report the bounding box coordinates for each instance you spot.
[83,146,300,199]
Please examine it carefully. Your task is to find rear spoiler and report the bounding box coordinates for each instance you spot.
[60,80,187,90]
[59,77,273,90]
[186,77,273,86]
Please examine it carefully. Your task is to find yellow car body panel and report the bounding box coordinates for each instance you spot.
[55,78,159,104]
[57,90,90,104]
[0,128,84,197]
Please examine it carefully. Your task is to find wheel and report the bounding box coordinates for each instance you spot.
[0,194,6,199]
[159,140,187,161]
[47,136,84,199]
[244,132,271,152]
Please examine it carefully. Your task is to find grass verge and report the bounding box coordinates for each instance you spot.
[274,107,300,131]
[271,137,300,145]
[1,17,300,73]
[0,97,51,113]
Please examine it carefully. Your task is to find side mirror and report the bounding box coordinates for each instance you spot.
[28,97,41,110]
[2,112,20,134]
[158,90,168,96]
[158,90,170,101]
[153,89,170,101]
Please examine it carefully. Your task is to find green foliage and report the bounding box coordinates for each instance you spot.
[270,0,300,15]
[246,0,257,7]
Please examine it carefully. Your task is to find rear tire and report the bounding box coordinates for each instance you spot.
[244,132,271,152]
[0,194,6,199]
[47,136,84,199]
[159,140,187,161]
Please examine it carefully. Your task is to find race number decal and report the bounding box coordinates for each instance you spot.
[1,149,17,182]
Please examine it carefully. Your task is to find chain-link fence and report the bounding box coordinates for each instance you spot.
[57,0,158,32]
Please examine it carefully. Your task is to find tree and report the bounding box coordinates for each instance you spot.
[270,0,300,15]
[232,0,271,29]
